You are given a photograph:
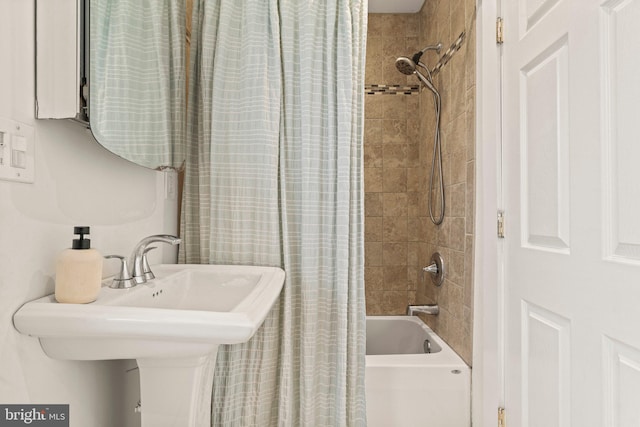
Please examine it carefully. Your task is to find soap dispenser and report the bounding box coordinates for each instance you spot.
[55,226,103,303]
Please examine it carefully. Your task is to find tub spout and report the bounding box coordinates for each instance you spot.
[407,304,439,316]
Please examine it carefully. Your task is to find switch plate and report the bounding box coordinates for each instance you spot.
[0,118,35,183]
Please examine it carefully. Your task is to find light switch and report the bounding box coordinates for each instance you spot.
[11,135,27,169]
[11,150,26,169]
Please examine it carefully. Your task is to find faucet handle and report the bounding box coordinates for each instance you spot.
[142,247,157,281]
[421,252,445,287]
[104,255,136,289]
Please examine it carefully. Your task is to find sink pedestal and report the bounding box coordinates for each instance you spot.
[13,264,285,426]
[137,348,218,427]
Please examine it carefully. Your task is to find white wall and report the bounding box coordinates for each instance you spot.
[0,1,177,426]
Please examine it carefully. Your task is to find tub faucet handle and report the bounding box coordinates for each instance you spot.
[423,263,438,274]
[422,252,445,287]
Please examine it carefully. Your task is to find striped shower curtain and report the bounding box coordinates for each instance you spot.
[179,0,367,426]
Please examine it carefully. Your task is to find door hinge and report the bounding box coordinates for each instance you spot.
[497,210,505,238]
[498,407,506,427]
[496,17,504,44]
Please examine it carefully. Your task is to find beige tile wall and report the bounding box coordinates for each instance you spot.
[364,14,421,316]
[364,0,476,365]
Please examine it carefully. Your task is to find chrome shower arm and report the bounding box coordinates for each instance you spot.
[419,43,442,54]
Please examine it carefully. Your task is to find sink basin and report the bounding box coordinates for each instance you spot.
[13,264,285,427]
[14,264,285,360]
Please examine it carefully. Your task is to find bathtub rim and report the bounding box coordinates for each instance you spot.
[365,316,470,370]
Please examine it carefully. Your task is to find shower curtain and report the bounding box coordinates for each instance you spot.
[179,1,367,426]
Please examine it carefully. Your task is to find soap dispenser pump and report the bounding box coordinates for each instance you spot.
[55,226,103,303]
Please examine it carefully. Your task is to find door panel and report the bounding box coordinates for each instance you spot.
[519,35,570,252]
[503,0,640,425]
[602,0,640,262]
[520,301,571,427]
[603,337,640,427]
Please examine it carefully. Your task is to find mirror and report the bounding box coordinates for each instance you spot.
[87,0,188,169]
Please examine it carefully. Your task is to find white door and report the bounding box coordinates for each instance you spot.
[502,0,640,425]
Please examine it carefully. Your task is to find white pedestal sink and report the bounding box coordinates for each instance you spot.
[13,264,285,427]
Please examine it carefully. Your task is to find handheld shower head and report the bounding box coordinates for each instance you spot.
[395,43,445,226]
[395,56,416,76]
[395,56,439,95]
[396,43,442,76]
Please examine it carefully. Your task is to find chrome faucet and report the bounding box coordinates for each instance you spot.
[407,304,440,316]
[130,235,181,284]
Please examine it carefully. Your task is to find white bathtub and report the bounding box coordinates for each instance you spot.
[365,316,471,427]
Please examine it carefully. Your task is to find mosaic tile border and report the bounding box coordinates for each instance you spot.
[365,84,420,95]
[431,31,466,76]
